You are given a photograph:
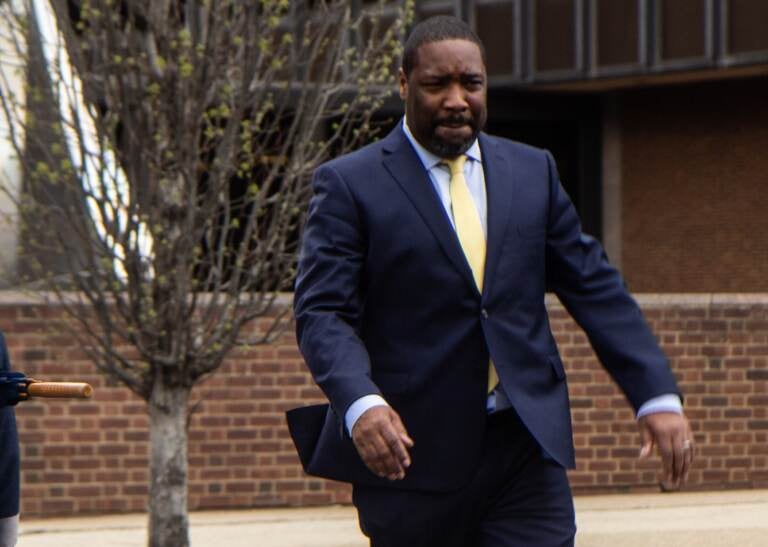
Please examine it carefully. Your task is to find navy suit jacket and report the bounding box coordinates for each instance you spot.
[0,332,20,517]
[288,125,679,492]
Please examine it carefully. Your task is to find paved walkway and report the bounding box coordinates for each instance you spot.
[17,489,768,546]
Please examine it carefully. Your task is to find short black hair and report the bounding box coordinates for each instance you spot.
[401,15,485,76]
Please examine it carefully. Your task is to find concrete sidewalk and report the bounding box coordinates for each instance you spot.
[17,489,768,546]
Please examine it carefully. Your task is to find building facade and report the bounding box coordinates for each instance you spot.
[381,0,768,291]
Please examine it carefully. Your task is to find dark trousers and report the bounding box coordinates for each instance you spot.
[353,408,576,547]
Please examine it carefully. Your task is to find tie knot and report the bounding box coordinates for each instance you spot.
[443,155,467,176]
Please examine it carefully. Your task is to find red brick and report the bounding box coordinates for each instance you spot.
[3,298,766,517]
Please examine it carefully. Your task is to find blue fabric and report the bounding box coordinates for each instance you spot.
[0,373,24,407]
[354,408,576,546]
[288,125,680,492]
[0,332,20,518]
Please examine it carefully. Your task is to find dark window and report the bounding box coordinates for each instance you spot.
[727,0,768,54]
[596,0,640,67]
[659,0,707,60]
[475,1,517,76]
[535,0,577,72]
[415,1,457,21]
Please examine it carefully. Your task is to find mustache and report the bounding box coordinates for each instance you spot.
[434,115,475,127]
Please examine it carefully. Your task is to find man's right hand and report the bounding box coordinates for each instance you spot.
[351,405,414,481]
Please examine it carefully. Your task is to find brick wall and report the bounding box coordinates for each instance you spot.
[621,77,768,292]
[1,292,766,518]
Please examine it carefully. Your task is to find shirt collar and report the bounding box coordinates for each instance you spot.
[401,117,481,171]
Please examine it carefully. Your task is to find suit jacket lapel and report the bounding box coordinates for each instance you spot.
[381,127,479,294]
[479,133,516,296]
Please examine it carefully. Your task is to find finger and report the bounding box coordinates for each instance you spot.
[399,428,414,447]
[674,420,696,485]
[681,439,694,484]
[361,442,400,479]
[686,422,695,464]
[400,432,414,448]
[388,412,414,459]
[656,436,674,485]
[382,428,410,471]
[367,432,405,479]
[374,420,410,479]
[638,421,655,458]
[388,409,413,444]
[681,425,695,483]
[672,432,686,484]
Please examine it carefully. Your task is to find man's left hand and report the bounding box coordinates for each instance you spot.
[638,412,694,490]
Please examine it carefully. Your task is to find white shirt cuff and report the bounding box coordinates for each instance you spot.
[345,394,389,435]
[636,394,683,419]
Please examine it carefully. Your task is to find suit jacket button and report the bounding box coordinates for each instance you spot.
[481,308,489,319]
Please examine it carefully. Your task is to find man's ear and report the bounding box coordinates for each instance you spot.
[398,68,408,101]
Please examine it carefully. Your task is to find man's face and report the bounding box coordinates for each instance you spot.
[400,39,487,158]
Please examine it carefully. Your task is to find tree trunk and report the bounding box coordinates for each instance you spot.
[148,380,191,547]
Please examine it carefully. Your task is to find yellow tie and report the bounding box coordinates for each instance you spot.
[444,156,499,393]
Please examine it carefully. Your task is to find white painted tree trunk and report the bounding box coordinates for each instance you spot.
[148,380,190,547]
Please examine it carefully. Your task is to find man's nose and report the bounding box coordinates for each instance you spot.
[443,83,468,110]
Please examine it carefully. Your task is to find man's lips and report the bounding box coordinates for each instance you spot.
[437,119,472,128]
[436,123,473,139]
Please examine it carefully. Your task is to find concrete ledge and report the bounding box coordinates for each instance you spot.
[544,292,768,308]
[0,290,295,306]
[3,290,768,307]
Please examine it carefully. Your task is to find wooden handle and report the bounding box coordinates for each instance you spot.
[27,382,93,399]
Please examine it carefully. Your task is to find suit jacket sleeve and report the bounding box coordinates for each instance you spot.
[0,332,20,518]
[542,152,680,411]
[294,164,381,422]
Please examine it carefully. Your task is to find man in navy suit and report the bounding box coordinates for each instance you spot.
[0,332,20,547]
[290,15,693,547]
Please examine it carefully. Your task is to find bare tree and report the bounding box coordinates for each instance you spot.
[0,1,412,545]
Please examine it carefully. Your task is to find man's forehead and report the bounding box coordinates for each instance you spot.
[413,38,485,71]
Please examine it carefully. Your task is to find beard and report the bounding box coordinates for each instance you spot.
[423,113,484,158]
